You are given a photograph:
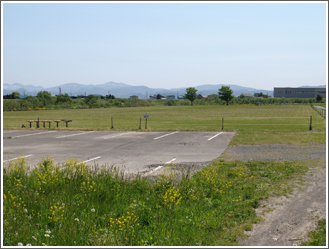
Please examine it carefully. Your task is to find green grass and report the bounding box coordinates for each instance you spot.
[2,104,326,246]
[3,156,311,246]
[3,104,326,144]
[302,219,326,246]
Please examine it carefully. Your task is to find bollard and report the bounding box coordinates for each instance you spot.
[309,116,312,131]
[37,117,39,128]
[111,117,113,129]
[222,117,224,130]
[145,118,147,129]
[139,117,141,129]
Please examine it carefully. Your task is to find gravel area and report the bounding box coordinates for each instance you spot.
[222,143,326,161]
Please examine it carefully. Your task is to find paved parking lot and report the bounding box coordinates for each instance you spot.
[3,130,235,175]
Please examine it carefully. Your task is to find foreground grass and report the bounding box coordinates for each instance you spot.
[302,219,326,246]
[2,104,326,144]
[3,156,310,246]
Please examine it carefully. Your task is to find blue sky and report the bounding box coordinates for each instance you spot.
[2,1,327,90]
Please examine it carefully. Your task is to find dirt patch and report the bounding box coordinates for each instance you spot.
[221,143,327,246]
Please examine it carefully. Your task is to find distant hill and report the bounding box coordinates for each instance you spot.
[2,81,326,99]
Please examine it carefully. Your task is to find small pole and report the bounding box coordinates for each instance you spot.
[145,118,147,129]
[111,117,113,129]
[37,117,39,128]
[309,116,312,131]
[139,117,141,129]
[222,117,224,130]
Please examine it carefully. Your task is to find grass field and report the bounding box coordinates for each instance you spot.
[2,104,327,246]
[2,104,326,145]
[3,156,312,246]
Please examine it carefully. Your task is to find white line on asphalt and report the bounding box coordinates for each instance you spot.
[144,166,163,176]
[165,158,177,164]
[3,130,18,133]
[154,131,179,140]
[11,131,56,138]
[207,132,223,141]
[56,131,95,138]
[103,132,136,139]
[3,155,32,163]
[82,156,101,164]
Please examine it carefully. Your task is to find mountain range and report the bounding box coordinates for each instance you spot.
[2,82,326,99]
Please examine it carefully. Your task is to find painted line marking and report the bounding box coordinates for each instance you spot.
[165,158,177,165]
[3,155,32,163]
[11,131,56,138]
[3,130,18,133]
[56,131,95,138]
[154,131,179,140]
[79,156,102,164]
[208,132,223,141]
[144,166,163,176]
[144,158,177,176]
[103,132,136,139]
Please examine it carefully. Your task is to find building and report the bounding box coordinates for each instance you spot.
[240,93,253,98]
[197,94,207,99]
[129,95,139,99]
[166,95,176,99]
[274,88,326,98]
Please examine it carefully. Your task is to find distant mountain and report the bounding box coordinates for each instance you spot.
[2,82,326,99]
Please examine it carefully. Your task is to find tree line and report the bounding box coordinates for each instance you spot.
[3,87,325,111]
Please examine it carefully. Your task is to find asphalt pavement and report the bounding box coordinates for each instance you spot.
[3,130,235,175]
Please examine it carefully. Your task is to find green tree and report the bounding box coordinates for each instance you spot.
[184,87,198,106]
[36,91,54,106]
[218,86,234,105]
[239,94,246,99]
[84,94,98,107]
[156,94,164,100]
[55,93,72,104]
[316,94,323,102]
[3,91,20,99]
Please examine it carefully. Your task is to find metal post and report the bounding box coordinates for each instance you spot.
[139,117,141,129]
[222,117,224,130]
[111,117,113,129]
[145,118,147,129]
[309,116,312,131]
[37,117,39,128]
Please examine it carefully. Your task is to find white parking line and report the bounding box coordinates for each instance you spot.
[208,132,223,141]
[103,132,136,139]
[11,131,56,138]
[154,131,179,140]
[3,155,32,163]
[144,166,163,176]
[81,156,102,164]
[56,131,95,138]
[165,158,177,164]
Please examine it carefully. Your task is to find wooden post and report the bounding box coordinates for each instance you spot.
[222,117,224,130]
[309,116,312,131]
[37,117,39,128]
[139,117,141,129]
[145,118,147,129]
[111,117,113,129]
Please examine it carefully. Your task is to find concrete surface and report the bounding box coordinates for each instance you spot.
[3,130,235,175]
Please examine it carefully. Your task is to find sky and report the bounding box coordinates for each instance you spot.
[2,1,328,91]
